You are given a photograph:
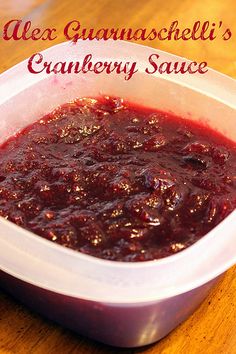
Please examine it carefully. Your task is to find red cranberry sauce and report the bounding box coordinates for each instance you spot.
[0,97,235,261]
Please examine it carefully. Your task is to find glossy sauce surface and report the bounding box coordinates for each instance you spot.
[0,97,235,261]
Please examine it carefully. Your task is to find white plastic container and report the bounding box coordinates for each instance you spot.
[0,41,235,348]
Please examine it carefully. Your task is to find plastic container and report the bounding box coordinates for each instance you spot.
[0,40,235,348]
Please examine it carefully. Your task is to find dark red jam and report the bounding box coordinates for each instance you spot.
[0,97,235,261]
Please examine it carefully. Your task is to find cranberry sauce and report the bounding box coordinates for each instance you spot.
[0,97,235,261]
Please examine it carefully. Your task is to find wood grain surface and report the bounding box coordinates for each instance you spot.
[0,0,235,353]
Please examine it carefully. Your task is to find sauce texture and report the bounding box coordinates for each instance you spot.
[0,97,235,261]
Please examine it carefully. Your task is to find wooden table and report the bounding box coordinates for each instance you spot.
[0,0,235,353]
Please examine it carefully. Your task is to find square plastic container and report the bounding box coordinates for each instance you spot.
[0,40,235,348]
